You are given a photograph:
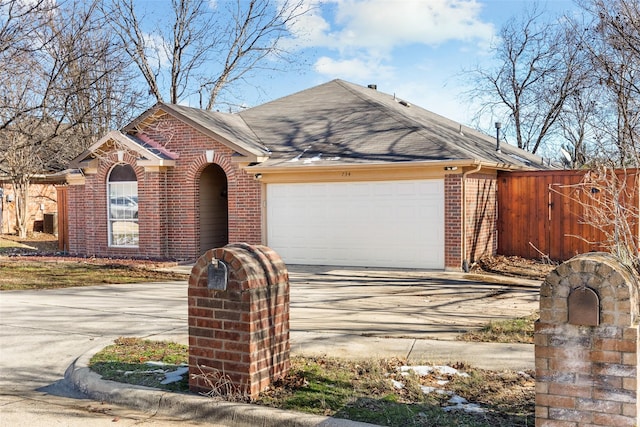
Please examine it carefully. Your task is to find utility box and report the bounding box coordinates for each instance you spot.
[188,243,290,399]
[43,212,58,235]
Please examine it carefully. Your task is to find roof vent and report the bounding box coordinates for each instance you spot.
[367,84,377,90]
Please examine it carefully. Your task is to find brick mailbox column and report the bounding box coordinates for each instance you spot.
[188,243,290,399]
[535,252,639,427]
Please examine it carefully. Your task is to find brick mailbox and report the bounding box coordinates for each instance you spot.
[188,243,290,399]
[535,252,639,427]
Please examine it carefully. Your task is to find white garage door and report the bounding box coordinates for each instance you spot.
[266,180,444,268]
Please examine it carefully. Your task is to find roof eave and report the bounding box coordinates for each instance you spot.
[246,158,543,174]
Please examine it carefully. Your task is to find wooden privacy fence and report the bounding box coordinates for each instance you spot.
[497,169,639,261]
[56,185,68,253]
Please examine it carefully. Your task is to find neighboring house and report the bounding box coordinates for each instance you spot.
[67,79,552,270]
[0,176,63,236]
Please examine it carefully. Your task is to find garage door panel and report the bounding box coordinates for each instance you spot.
[267,180,444,269]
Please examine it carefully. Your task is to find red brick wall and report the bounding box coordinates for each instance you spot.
[464,173,497,263]
[67,113,262,260]
[147,113,262,260]
[445,174,462,269]
[139,169,166,258]
[67,184,86,254]
[444,172,497,270]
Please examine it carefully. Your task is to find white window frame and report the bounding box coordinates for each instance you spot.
[107,165,139,247]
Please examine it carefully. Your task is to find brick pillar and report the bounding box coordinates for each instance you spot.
[188,243,290,399]
[535,252,639,427]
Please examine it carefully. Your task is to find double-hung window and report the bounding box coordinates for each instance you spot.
[108,164,138,247]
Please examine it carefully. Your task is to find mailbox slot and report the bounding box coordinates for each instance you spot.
[568,287,599,326]
[207,259,228,290]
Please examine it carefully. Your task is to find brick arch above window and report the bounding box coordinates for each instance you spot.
[96,152,144,183]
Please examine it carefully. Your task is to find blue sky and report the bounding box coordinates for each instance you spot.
[252,0,580,130]
[136,0,580,132]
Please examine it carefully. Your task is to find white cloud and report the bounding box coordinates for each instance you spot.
[335,0,494,50]
[314,56,394,81]
[281,0,332,47]
[290,0,495,54]
[291,0,496,89]
[143,33,171,69]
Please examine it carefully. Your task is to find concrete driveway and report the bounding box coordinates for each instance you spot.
[0,266,540,425]
[288,265,540,340]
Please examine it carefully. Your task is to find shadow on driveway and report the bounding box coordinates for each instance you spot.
[288,265,540,340]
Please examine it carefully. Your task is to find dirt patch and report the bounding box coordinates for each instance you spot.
[473,255,556,281]
[1,232,59,253]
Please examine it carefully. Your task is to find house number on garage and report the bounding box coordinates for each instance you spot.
[341,171,351,177]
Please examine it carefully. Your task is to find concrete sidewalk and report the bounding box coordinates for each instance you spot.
[290,331,533,370]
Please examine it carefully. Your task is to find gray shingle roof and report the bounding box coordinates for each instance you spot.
[238,79,550,169]
[124,80,551,170]
[157,103,270,157]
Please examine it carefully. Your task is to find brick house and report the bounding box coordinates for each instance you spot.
[67,79,551,270]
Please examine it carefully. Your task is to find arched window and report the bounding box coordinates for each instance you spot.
[108,164,138,247]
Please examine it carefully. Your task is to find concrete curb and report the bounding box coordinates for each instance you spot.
[64,344,379,427]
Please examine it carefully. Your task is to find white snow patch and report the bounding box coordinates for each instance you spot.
[391,380,404,389]
[444,402,486,414]
[124,368,165,376]
[399,365,470,378]
[123,362,189,385]
[395,364,484,414]
[448,395,468,405]
[420,386,453,395]
[444,395,487,413]
[303,154,322,164]
[161,366,189,385]
[421,385,437,394]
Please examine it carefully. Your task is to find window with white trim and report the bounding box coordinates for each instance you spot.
[108,164,138,247]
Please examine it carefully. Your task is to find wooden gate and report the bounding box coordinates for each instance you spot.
[497,169,639,261]
[56,185,69,252]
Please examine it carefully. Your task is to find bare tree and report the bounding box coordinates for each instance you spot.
[103,0,307,110]
[466,4,587,155]
[0,0,143,237]
[557,92,593,168]
[553,0,640,271]
[582,0,640,166]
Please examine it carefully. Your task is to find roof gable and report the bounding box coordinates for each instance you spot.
[124,103,270,161]
[70,130,177,169]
